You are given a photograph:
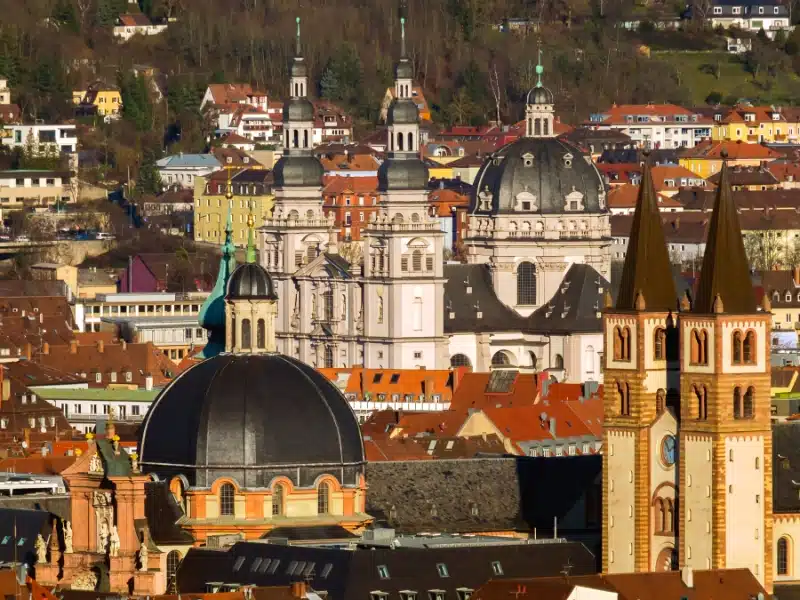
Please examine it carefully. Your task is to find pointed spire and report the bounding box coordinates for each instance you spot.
[400,16,407,58]
[693,157,755,314]
[246,199,257,264]
[295,16,302,57]
[535,47,544,88]
[615,159,676,311]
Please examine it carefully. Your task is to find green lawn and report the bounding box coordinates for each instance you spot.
[653,50,800,106]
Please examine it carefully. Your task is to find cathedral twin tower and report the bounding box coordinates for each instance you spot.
[602,157,773,589]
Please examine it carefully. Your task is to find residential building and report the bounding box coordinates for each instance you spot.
[0,103,20,124]
[447,152,485,184]
[318,151,380,178]
[218,107,277,144]
[712,104,800,143]
[219,132,256,151]
[767,160,800,188]
[1,124,78,166]
[560,126,633,158]
[607,184,683,215]
[156,153,221,189]
[0,77,9,104]
[105,312,208,363]
[428,186,471,251]
[679,139,784,177]
[761,269,800,332]
[311,100,353,145]
[380,83,432,122]
[72,86,123,118]
[76,267,120,299]
[322,175,380,241]
[140,189,193,217]
[0,169,74,218]
[194,168,274,247]
[649,164,710,196]
[709,0,791,39]
[586,104,713,148]
[707,163,780,190]
[112,13,168,41]
[29,263,78,299]
[117,253,217,294]
[200,83,269,113]
[34,387,158,434]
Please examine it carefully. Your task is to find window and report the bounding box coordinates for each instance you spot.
[233,556,246,571]
[436,564,449,578]
[272,483,285,516]
[618,381,631,416]
[778,537,790,576]
[257,319,266,349]
[241,318,251,349]
[517,262,536,305]
[412,249,423,271]
[491,561,503,576]
[734,386,743,419]
[695,385,708,420]
[450,354,472,368]
[733,330,743,364]
[654,327,666,360]
[690,329,708,365]
[613,326,631,361]
[378,565,390,579]
[743,386,755,418]
[219,483,235,516]
[321,564,333,578]
[317,481,330,514]
[743,331,755,364]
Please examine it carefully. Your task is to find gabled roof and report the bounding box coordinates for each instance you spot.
[119,13,153,26]
[693,162,756,314]
[527,264,608,333]
[615,163,677,311]
[156,154,220,169]
[322,175,380,195]
[206,83,267,105]
[708,164,778,186]
[607,184,682,210]
[679,139,783,160]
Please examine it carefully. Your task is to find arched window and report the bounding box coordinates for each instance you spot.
[543,119,550,136]
[618,381,630,416]
[654,328,666,360]
[408,132,413,150]
[412,249,423,271]
[303,130,309,148]
[166,550,181,593]
[778,537,790,576]
[394,213,404,224]
[397,133,404,151]
[655,498,666,533]
[744,331,756,364]
[293,129,299,148]
[733,387,743,419]
[241,318,251,349]
[665,499,674,533]
[324,345,334,368]
[743,386,755,418]
[257,319,266,349]
[231,316,236,349]
[529,352,538,369]
[613,326,624,361]
[323,289,334,321]
[656,389,666,414]
[491,351,512,367]
[534,118,541,136]
[306,243,318,262]
[554,354,564,370]
[219,483,235,516]
[317,482,330,515]
[411,212,421,223]
[691,329,708,365]
[450,354,472,368]
[272,483,285,516]
[732,330,743,364]
[517,262,537,305]
[695,385,708,420]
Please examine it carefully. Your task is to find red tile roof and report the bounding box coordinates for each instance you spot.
[679,139,784,160]
[322,176,380,195]
[593,103,713,125]
[119,13,154,26]
[207,83,267,105]
[608,184,682,210]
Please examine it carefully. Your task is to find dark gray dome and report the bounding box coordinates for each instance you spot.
[226,263,277,300]
[527,86,554,105]
[470,138,606,215]
[395,58,413,80]
[283,97,314,122]
[273,155,324,187]
[387,99,419,125]
[138,354,365,487]
[291,57,307,78]
[378,158,428,191]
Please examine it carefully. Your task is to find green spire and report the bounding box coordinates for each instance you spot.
[296,17,301,56]
[535,48,544,88]
[246,200,257,264]
[400,16,406,57]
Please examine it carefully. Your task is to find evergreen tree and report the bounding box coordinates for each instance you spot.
[136,148,162,196]
[120,73,155,132]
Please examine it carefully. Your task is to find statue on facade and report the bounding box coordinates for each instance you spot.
[64,520,73,553]
[138,541,148,572]
[89,452,103,474]
[109,525,120,557]
[98,520,109,553]
[35,534,47,563]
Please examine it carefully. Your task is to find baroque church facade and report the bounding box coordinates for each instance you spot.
[257,16,611,381]
[602,158,778,590]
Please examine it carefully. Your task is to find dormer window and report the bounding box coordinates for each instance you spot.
[565,188,584,212]
[563,153,574,168]
[477,188,493,212]
[522,152,534,168]
[514,190,537,212]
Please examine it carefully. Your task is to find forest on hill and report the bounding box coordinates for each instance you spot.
[1,0,799,180]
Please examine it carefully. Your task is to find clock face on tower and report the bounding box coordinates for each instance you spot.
[661,435,677,467]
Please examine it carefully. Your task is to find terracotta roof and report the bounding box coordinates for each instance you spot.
[364,436,434,461]
[679,139,783,160]
[596,162,642,185]
[0,455,77,475]
[650,164,711,191]
[694,162,755,314]
[119,13,153,26]
[607,184,681,209]
[707,164,778,187]
[767,160,800,183]
[322,175,380,195]
[719,104,787,124]
[0,103,21,123]
[616,163,678,311]
[221,133,254,146]
[317,366,458,403]
[319,153,380,172]
[593,103,712,125]
[472,569,766,600]
[207,83,267,105]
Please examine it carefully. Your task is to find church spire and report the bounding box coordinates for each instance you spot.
[295,16,301,57]
[535,47,544,88]
[693,156,755,314]
[524,48,555,138]
[616,160,676,312]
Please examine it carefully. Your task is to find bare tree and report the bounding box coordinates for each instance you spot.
[489,62,503,125]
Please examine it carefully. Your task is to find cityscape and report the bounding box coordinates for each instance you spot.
[2,0,800,599]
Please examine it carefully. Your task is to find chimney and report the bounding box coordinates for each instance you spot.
[290,582,306,599]
[1,370,9,403]
[145,373,153,391]
[681,565,693,588]
[42,342,49,355]
[69,339,78,354]
[39,312,43,324]
[96,340,104,353]
[121,340,127,351]
[25,343,32,359]
[549,417,556,436]
[794,266,800,287]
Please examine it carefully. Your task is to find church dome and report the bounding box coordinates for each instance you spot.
[290,58,307,78]
[273,155,324,187]
[138,354,365,487]
[378,158,429,191]
[283,97,314,122]
[226,263,277,300]
[526,85,554,105]
[470,138,606,215]
[387,98,419,125]
[395,58,413,80]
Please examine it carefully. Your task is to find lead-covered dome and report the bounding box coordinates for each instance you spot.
[273,155,324,187]
[291,57,307,78]
[138,354,365,487]
[395,58,413,80]
[226,263,277,300]
[387,98,419,125]
[283,97,314,122]
[470,138,606,215]
[378,158,428,191]
[527,85,554,105]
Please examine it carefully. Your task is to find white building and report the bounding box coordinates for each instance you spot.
[112,14,168,41]
[709,0,791,39]
[156,153,221,190]
[0,78,10,105]
[1,124,78,169]
[587,104,713,149]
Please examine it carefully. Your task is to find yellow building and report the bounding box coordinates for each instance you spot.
[73,87,123,117]
[678,140,784,179]
[712,105,800,143]
[194,168,274,247]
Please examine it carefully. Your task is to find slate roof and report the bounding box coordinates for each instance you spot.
[156,154,221,169]
[365,456,601,535]
[772,422,800,513]
[0,496,70,520]
[176,538,598,598]
[0,508,51,564]
[262,525,357,542]
[443,264,607,335]
[144,481,194,545]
